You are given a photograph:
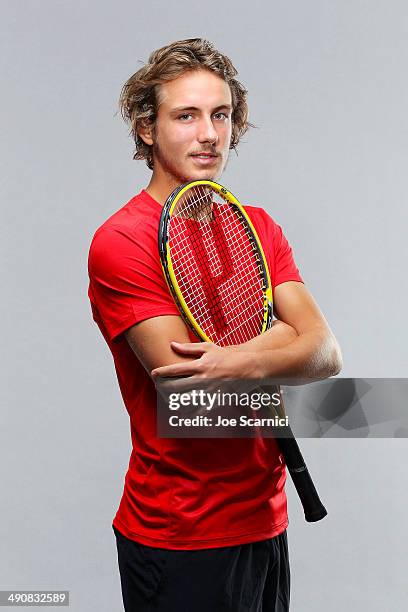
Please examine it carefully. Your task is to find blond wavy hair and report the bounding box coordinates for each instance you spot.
[119,38,252,169]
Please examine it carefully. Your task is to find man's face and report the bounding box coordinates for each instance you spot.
[150,69,233,184]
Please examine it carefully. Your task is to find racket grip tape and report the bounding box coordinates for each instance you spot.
[277,434,328,522]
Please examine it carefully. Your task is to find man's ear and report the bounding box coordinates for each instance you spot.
[138,120,154,146]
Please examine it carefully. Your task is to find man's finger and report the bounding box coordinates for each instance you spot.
[151,359,202,378]
[170,341,210,355]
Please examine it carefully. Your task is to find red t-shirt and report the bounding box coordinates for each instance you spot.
[88,189,303,550]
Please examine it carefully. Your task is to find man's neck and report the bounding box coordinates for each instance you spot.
[145,171,181,207]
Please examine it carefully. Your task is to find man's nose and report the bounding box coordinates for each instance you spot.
[197,116,218,144]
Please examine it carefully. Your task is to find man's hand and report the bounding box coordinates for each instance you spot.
[151,320,298,380]
[151,342,260,380]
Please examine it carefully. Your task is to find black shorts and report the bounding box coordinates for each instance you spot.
[113,526,290,612]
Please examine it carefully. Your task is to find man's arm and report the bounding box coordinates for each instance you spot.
[150,282,342,380]
[124,316,192,375]
[124,314,299,376]
[246,281,342,379]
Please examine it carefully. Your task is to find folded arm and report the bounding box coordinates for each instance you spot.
[239,281,343,379]
[125,282,342,382]
[124,314,298,377]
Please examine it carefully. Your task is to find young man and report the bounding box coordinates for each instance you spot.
[88,39,342,611]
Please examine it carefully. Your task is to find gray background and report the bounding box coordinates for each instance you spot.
[1,0,407,610]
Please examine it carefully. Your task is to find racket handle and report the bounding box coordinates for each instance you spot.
[277,434,328,522]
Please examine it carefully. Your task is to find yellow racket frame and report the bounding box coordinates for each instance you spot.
[159,180,273,344]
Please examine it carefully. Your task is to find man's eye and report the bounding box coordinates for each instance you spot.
[213,112,229,120]
[178,113,193,120]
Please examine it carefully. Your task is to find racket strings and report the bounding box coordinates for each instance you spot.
[171,188,263,344]
[172,221,263,343]
[172,235,262,344]
[169,185,267,345]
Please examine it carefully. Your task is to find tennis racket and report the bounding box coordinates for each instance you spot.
[158,179,327,522]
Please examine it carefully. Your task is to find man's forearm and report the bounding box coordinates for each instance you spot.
[238,324,342,380]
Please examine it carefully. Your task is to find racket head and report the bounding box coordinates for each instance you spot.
[159,180,273,346]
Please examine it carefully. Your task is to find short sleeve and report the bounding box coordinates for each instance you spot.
[272,223,303,288]
[88,224,180,342]
[245,206,303,290]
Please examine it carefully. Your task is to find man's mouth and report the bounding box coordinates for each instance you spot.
[190,152,218,159]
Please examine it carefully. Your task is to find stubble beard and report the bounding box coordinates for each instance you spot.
[153,140,191,184]
[152,139,227,186]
